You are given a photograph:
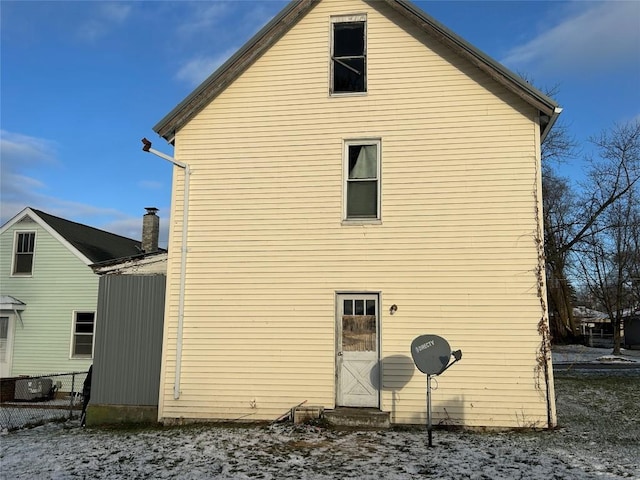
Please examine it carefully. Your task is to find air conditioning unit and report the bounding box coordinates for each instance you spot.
[14,378,53,401]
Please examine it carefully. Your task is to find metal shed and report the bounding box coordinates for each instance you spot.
[89,274,166,424]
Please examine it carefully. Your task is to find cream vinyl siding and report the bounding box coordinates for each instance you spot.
[158,0,553,428]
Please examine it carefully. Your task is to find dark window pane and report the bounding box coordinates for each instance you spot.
[366,300,376,316]
[14,232,36,274]
[333,58,366,93]
[347,181,377,218]
[76,312,95,323]
[75,323,94,334]
[14,255,33,274]
[73,313,94,357]
[0,318,8,339]
[17,233,35,253]
[355,300,364,315]
[74,337,93,356]
[334,22,364,57]
[343,299,353,316]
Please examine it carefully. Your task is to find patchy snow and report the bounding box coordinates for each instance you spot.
[552,344,640,365]
[0,405,79,431]
[1,347,638,479]
[1,419,638,480]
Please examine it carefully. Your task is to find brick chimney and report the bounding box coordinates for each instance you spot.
[142,207,159,253]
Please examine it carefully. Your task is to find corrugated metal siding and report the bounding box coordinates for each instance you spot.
[158,0,552,428]
[0,219,97,376]
[93,275,165,406]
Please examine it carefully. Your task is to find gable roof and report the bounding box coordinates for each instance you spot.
[154,0,561,144]
[1,207,143,265]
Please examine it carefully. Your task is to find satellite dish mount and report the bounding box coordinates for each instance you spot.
[410,334,462,447]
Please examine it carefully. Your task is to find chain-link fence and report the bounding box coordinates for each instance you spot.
[0,371,89,431]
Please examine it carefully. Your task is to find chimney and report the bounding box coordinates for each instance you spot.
[142,207,159,253]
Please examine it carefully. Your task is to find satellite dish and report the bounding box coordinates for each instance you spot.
[410,334,451,375]
[410,334,462,448]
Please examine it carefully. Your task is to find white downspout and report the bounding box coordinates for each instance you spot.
[142,138,189,400]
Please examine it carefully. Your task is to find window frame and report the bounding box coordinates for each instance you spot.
[0,315,13,364]
[11,231,36,277]
[330,14,367,96]
[70,311,96,359]
[342,138,382,223]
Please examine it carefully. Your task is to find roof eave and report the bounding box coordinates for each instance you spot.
[540,106,563,143]
[153,0,561,143]
[387,0,559,115]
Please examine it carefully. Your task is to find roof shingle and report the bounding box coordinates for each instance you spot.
[32,209,143,263]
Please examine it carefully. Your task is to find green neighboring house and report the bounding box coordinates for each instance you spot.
[0,207,144,378]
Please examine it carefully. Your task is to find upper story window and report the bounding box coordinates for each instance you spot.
[331,15,367,94]
[344,139,381,221]
[12,231,36,275]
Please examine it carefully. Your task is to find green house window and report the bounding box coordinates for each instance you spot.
[13,232,36,275]
[72,312,95,358]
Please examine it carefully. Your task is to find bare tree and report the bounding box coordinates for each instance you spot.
[575,188,639,354]
[540,115,582,341]
[519,76,639,344]
[543,171,580,340]
[520,76,582,341]
[628,208,640,311]
[543,120,640,342]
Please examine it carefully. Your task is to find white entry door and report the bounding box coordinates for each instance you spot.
[336,294,379,407]
[0,316,15,378]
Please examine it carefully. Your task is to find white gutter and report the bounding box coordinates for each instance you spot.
[540,106,563,143]
[142,138,190,400]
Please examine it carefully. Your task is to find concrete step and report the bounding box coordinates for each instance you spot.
[323,407,390,429]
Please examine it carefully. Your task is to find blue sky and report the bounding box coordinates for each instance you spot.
[2,0,639,246]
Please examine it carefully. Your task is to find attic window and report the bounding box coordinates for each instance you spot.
[12,231,36,276]
[331,15,366,94]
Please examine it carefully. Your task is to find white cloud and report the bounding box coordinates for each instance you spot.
[103,212,170,248]
[502,1,640,74]
[138,180,164,190]
[0,130,57,166]
[0,130,168,244]
[77,2,132,41]
[0,130,144,239]
[170,1,288,86]
[176,48,237,87]
[101,2,131,23]
[176,2,230,38]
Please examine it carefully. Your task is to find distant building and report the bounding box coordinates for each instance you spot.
[0,207,151,377]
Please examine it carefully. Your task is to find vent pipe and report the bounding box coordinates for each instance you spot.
[142,138,190,400]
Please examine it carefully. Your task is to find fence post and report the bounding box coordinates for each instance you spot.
[69,373,76,420]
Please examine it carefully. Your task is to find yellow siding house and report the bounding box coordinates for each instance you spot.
[151,0,561,428]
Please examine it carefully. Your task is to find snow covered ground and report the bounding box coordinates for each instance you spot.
[1,347,638,479]
[552,344,640,365]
